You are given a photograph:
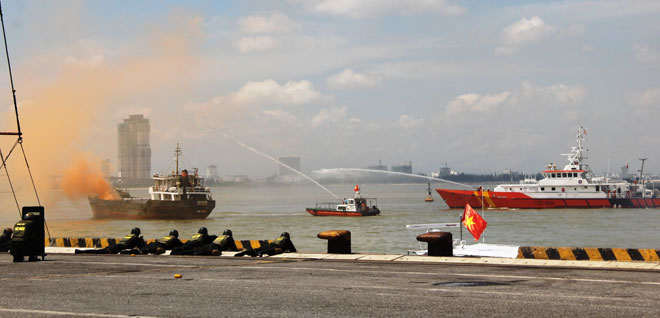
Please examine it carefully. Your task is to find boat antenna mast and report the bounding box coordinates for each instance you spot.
[174,143,181,175]
[563,126,593,178]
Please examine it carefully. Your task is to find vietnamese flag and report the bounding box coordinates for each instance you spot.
[462,203,487,241]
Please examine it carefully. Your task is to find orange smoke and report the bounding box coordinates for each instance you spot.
[60,156,119,201]
[0,10,203,215]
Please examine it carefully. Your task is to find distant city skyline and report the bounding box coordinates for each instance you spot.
[0,1,658,182]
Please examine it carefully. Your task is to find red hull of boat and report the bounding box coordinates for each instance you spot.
[436,189,660,209]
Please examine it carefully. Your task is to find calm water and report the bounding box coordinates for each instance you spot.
[3,183,660,254]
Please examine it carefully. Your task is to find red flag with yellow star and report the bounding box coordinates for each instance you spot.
[462,203,487,241]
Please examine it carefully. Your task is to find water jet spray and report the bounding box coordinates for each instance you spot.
[206,128,342,201]
[314,168,473,189]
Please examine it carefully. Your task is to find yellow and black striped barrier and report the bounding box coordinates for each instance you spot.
[517,246,660,262]
[47,238,271,250]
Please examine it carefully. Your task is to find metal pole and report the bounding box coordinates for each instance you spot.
[0,1,22,138]
[459,212,463,241]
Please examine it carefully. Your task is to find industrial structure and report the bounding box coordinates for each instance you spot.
[117,114,151,185]
[391,161,413,174]
[277,155,301,183]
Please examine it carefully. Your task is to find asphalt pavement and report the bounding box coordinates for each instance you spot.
[1,253,660,317]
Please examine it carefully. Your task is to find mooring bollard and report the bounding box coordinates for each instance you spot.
[417,232,452,257]
[317,230,351,254]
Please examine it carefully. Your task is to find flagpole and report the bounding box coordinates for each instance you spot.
[481,185,485,244]
[459,212,463,242]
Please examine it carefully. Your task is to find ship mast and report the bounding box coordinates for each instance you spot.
[175,143,181,175]
[638,156,647,186]
[563,126,593,179]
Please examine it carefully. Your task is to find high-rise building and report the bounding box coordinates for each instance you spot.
[117,114,151,183]
[277,155,301,179]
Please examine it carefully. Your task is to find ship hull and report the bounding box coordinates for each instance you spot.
[306,208,380,216]
[436,189,660,209]
[89,197,215,219]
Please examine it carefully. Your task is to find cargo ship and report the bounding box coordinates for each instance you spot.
[88,144,215,219]
[306,185,380,216]
[437,127,659,209]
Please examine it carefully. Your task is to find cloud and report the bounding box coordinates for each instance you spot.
[627,88,659,106]
[398,114,422,130]
[291,0,466,19]
[235,36,278,53]
[310,106,361,128]
[446,82,587,116]
[263,109,297,122]
[633,43,660,63]
[559,24,586,38]
[518,81,587,105]
[446,92,511,116]
[326,69,382,88]
[238,11,301,34]
[65,54,105,67]
[230,79,323,105]
[496,16,555,55]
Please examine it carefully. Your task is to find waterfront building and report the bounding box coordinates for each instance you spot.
[117,114,151,185]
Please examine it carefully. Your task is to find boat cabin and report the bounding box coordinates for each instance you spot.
[336,197,377,212]
[149,169,212,201]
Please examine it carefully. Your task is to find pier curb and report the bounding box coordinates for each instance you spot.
[46,237,271,250]
[517,246,660,262]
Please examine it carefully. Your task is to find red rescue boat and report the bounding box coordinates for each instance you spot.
[437,127,659,209]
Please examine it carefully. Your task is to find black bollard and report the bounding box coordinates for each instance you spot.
[417,231,452,257]
[317,230,351,254]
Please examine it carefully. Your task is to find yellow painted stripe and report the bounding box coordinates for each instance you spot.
[56,238,65,247]
[486,197,496,208]
[557,247,576,260]
[584,248,603,261]
[472,191,497,208]
[250,240,262,249]
[611,248,632,262]
[100,238,110,248]
[531,246,549,260]
[638,249,660,262]
[85,238,95,248]
[234,241,244,250]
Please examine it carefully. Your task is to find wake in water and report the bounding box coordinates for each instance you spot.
[206,128,342,201]
[314,168,474,189]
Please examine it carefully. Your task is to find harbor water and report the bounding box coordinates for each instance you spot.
[3,183,659,254]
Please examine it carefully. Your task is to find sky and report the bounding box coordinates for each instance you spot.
[0,0,659,183]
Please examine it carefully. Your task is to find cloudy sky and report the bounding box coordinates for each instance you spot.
[0,0,659,180]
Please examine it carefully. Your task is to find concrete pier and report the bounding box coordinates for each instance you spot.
[1,251,660,317]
